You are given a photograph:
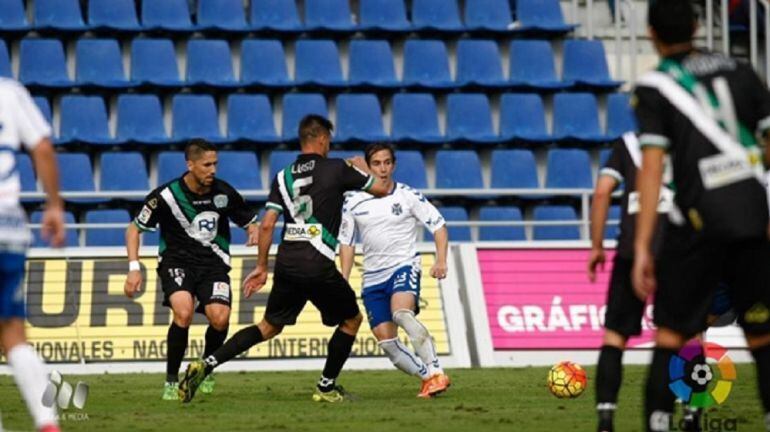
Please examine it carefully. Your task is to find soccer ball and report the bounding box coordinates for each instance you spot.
[547,361,587,399]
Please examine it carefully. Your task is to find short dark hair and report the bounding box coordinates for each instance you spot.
[298,114,333,145]
[648,0,696,45]
[184,139,217,161]
[364,143,396,165]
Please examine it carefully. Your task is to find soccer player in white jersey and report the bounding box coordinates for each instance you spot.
[338,143,450,398]
[0,78,65,432]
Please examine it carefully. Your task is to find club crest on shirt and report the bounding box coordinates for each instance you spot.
[214,194,228,209]
[391,203,403,216]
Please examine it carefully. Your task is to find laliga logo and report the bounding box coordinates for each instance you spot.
[41,371,89,410]
[668,342,736,408]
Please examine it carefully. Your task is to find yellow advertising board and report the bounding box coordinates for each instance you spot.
[0,253,450,363]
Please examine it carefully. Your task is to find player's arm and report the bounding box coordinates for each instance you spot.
[243,209,279,298]
[431,226,448,279]
[634,147,665,299]
[124,223,143,298]
[339,245,355,281]
[409,189,448,279]
[30,138,65,247]
[226,185,259,246]
[588,176,617,282]
[346,156,389,197]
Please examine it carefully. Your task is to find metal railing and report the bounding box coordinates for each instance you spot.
[584,0,638,85]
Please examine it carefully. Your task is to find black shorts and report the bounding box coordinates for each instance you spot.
[604,255,647,337]
[654,225,770,337]
[264,265,360,327]
[158,264,231,314]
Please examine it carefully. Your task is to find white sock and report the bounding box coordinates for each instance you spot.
[392,309,443,376]
[7,344,58,428]
[378,338,430,380]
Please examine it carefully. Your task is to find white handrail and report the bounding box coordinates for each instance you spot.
[707,0,715,49]
[722,0,730,54]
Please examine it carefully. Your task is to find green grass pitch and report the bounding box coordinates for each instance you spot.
[0,365,764,431]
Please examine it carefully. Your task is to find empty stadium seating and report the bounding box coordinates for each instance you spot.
[4,0,631,245]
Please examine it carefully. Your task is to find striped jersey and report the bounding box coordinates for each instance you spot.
[0,78,52,249]
[133,175,257,269]
[266,153,373,272]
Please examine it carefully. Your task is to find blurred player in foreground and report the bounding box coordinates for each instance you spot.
[339,143,450,398]
[0,78,65,432]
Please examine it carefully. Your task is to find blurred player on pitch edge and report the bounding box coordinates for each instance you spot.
[339,143,451,398]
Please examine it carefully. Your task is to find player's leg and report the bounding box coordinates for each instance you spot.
[311,269,363,402]
[0,252,58,432]
[596,255,644,432]
[200,303,230,394]
[643,229,719,432]
[164,291,195,400]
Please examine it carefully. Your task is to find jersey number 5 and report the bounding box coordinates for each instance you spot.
[291,177,313,221]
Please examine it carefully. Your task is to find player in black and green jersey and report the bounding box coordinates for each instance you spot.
[179,115,389,404]
[123,139,258,400]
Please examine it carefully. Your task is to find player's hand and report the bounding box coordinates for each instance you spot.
[124,270,143,298]
[587,247,606,282]
[347,156,369,172]
[430,261,448,279]
[41,204,65,248]
[632,249,656,301]
[246,224,259,247]
[243,265,268,298]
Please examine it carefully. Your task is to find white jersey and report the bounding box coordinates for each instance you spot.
[338,182,445,287]
[0,78,52,248]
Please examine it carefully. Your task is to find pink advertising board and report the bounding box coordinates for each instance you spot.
[478,249,655,350]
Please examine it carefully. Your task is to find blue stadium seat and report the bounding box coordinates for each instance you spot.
[490,150,539,189]
[227,94,279,143]
[359,0,411,31]
[348,40,399,88]
[240,39,291,87]
[157,151,186,185]
[456,40,506,87]
[480,207,525,241]
[59,96,114,145]
[186,39,237,87]
[172,95,223,141]
[553,93,607,142]
[607,93,637,138]
[141,0,195,31]
[545,149,593,189]
[131,39,183,87]
[31,211,78,247]
[100,152,149,195]
[294,40,345,87]
[217,151,262,190]
[17,153,38,204]
[464,0,513,31]
[197,0,248,31]
[0,40,11,78]
[269,151,300,181]
[249,0,303,31]
[427,207,470,242]
[304,0,356,31]
[391,93,443,143]
[393,151,428,189]
[34,0,88,31]
[117,94,169,145]
[563,40,621,90]
[515,0,576,33]
[499,93,550,141]
[85,210,130,246]
[0,0,29,31]
[435,150,483,189]
[58,153,100,203]
[88,0,141,31]
[281,94,328,140]
[446,94,498,143]
[606,205,621,239]
[335,94,387,142]
[32,97,52,125]
[411,0,463,31]
[19,39,72,87]
[509,40,569,90]
[533,205,580,240]
[76,39,133,88]
[403,40,453,88]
